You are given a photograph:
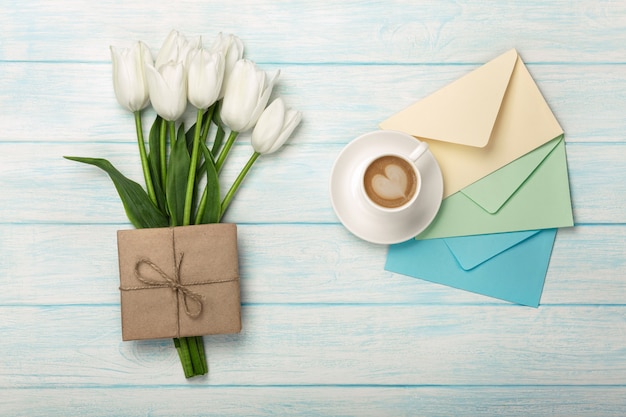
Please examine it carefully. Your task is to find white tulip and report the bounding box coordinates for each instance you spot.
[154,30,201,70]
[209,33,244,99]
[251,98,302,155]
[220,59,279,132]
[145,61,187,121]
[187,49,224,110]
[110,41,152,112]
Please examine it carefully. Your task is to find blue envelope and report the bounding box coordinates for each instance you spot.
[385,229,557,307]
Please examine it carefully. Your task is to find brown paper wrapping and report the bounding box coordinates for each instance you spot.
[117,224,241,341]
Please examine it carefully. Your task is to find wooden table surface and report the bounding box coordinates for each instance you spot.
[1,1,625,415]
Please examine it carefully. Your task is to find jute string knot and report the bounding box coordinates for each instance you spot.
[133,253,203,318]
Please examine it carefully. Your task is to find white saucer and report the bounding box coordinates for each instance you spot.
[329,130,444,244]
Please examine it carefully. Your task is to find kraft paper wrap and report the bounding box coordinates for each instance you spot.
[117,224,241,341]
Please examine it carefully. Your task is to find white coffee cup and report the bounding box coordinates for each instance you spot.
[357,141,429,214]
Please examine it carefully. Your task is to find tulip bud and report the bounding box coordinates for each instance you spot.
[110,41,152,112]
[220,59,279,133]
[210,33,244,99]
[155,30,201,70]
[251,98,302,155]
[145,61,187,121]
[187,49,225,110]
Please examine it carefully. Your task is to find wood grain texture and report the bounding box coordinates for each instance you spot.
[1,0,625,415]
[3,387,626,417]
[2,0,626,63]
[2,305,625,386]
[0,224,624,306]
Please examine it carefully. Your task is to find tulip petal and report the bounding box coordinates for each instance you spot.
[146,61,187,121]
[266,108,302,154]
[211,33,245,99]
[187,49,224,109]
[110,42,151,112]
[251,98,286,153]
[155,30,182,69]
[241,69,280,132]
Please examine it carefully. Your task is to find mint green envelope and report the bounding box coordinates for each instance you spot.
[385,229,557,307]
[416,136,573,240]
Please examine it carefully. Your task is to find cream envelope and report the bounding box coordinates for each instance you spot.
[379,49,563,198]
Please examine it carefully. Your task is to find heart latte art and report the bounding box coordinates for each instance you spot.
[372,165,409,199]
[363,155,418,209]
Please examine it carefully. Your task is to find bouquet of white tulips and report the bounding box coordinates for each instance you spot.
[65,30,301,378]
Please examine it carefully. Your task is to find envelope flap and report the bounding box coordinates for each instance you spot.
[460,136,563,213]
[379,49,519,148]
[443,230,540,270]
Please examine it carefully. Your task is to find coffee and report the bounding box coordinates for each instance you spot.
[363,155,418,209]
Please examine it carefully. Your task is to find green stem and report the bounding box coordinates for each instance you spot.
[174,338,194,378]
[215,130,239,173]
[196,336,208,374]
[220,152,260,220]
[180,111,210,377]
[186,336,204,375]
[191,105,218,225]
[183,109,205,226]
[180,110,213,377]
[210,103,224,155]
[194,128,236,222]
[169,120,176,145]
[201,106,213,144]
[159,118,167,189]
[194,187,208,225]
[133,111,157,205]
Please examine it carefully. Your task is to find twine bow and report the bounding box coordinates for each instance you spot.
[132,254,204,318]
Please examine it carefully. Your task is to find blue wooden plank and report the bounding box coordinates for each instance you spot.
[2,387,626,417]
[1,1,626,64]
[1,305,626,387]
[0,224,624,306]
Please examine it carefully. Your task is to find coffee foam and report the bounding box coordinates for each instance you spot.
[363,155,418,208]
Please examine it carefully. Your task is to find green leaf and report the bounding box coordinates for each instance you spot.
[212,105,222,126]
[209,106,225,157]
[211,122,226,158]
[166,124,191,226]
[185,118,207,181]
[197,140,221,224]
[147,115,167,214]
[185,119,196,156]
[64,156,169,229]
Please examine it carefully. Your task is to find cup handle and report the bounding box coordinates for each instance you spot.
[409,141,429,162]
